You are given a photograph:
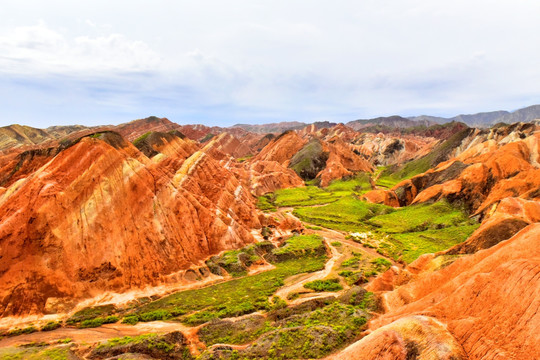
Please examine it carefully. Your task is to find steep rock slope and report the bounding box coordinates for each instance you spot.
[0,125,55,151]
[253,130,307,165]
[368,123,539,211]
[357,223,540,360]
[0,131,260,316]
[253,126,375,187]
[317,138,373,186]
[115,116,181,141]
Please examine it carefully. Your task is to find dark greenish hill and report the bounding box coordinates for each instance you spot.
[288,139,329,180]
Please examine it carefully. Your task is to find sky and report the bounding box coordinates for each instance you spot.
[1,0,539,128]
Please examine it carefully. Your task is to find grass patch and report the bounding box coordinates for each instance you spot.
[199,317,275,346]
[325,173,372,194]
[294,196,393,232]
[5,326,37,337]
[132,256,327,325]
[257,194,277,212]
[41,321,61,332]
[273,186,340,207]
[237,154,254,163]
[67,304,116,324]
[272,234,324,255]
[97,333,159,349]
[304,279,343,292]
[78,316,118,328]
[379,224,479,264]
[0,346,73,360]
[370,257,392,271]
[367,201,475,233]
[132,131,151,146]
[259,174,373,211]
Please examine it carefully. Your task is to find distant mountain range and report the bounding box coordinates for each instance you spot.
[233,121,337,133]
[237,104,540,133]
[408,104,540,127]
[346,115,436,131]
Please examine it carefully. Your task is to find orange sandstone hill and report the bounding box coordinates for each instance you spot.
[335,122,540,359]
[332,223,540,360]
[0,115,538,359]
[0,130,268,316]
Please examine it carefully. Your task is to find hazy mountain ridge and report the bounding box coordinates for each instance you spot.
[409,104,540,127]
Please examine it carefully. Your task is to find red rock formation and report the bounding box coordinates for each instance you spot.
[317,139,373,186]
[115,117,181,141]
[358,224,540,360]
[253,131,307,165]
[0,131,261,316]
[379,129,540,217]
[330,316,467,360]
[443,197,540,254]
[249,160,304,196]
[204,132,252,158]
[362,190,400,207]
[353,133,436,167]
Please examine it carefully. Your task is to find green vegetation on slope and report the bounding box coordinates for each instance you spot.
[0,346,74,360]
[366,201,473,233]
[199,294,375,360]
[379,225,479,264]
[257,175,373,211]
[304,279,343,292]
[288,139,329,180]
[272,234,324,255]
[376,128,473,187]
[131,253,326,325]
[263,176,478,264]
[293,196,393,232]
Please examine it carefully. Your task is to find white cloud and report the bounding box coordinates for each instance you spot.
[1,0,540,127]
[0,22,162,75]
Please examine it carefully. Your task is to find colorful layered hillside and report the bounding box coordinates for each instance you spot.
[0,130,263,316]
[335,223,540,360]
[251,125,374,187]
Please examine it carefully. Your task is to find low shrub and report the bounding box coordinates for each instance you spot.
[304,278,343,292]
[41,321,61,332]
[6,326,37,337]
[122,315,140,325]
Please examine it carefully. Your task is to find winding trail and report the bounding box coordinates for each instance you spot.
[274,237,342,301]
[0,205,397,351]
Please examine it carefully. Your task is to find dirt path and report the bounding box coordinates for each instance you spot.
[274,237,342,301]
[278,207,399,267]
[272,206,399,302]
[0,205,397,351]
[0,321,202,349]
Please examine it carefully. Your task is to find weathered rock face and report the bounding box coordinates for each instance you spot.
[254,131,307,165]
[317,138,373,186]
[361,190,400,207]
[253,126,377,187]
[249,160,305,196]
[115,117,181,141]
[206,132,252,158]
[384,126,540,216]
[0,131,261,316]
[289,139,329,181]
[330,316,467,360]
[353,133,437,167]
[358,223,540,360]
[443,197,540,254]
